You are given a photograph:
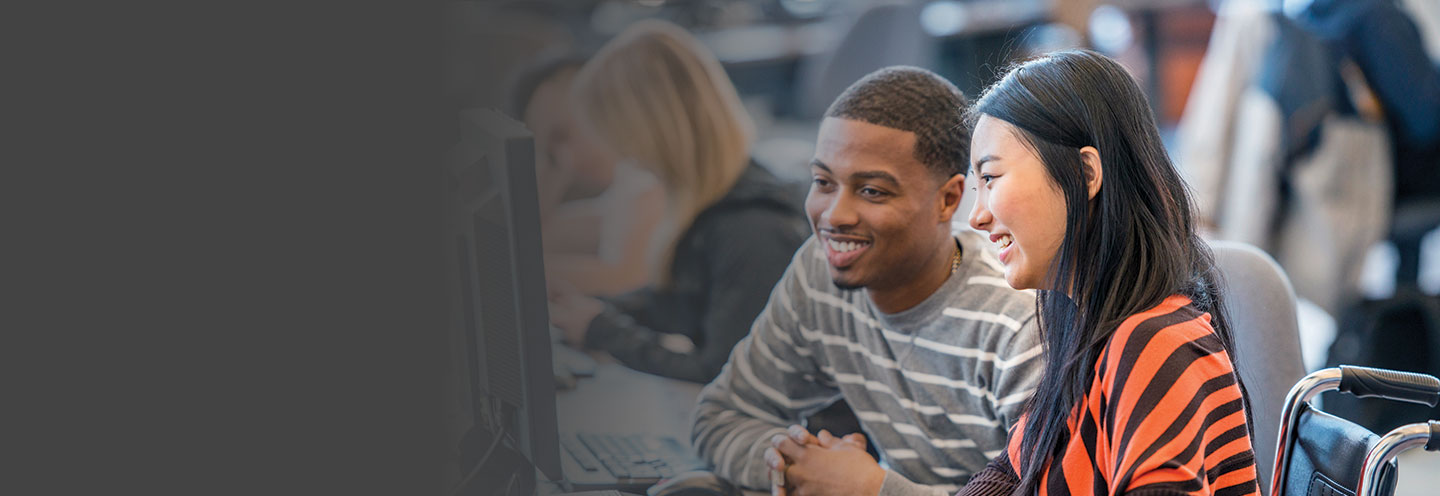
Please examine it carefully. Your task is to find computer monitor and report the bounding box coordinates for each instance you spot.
[442,108,560,495]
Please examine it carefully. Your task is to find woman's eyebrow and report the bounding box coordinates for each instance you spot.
[971,154,999,174]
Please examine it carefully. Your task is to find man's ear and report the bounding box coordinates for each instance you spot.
[1079,146,1103,200]
[937,173,965,222]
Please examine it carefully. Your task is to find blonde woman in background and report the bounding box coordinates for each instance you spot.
[512,56,665,298]
[547,20,809,383]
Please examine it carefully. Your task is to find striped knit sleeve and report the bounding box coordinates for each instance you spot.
[988,315,1044,435]
[1102,297,1259,496]
[691,239,844,491]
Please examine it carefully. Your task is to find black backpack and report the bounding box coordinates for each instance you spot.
[1323,290,1440,433]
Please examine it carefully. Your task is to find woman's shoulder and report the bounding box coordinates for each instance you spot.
[1098,294,1241,421]
[1104,295,1223,367]
[704,162,804,213]
[688,203,808,251]
[679,186,809,272]
[688,165,808,245]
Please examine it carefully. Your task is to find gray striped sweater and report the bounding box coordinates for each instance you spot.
[692,231,1044,496]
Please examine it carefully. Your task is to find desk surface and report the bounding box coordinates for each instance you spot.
[555,360,703,441]
[545,360,704,495]
[551,359,775,496]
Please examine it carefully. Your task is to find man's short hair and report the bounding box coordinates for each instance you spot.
[824,66,971,178]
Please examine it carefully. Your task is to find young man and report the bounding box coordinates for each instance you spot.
[691,67,1043,496]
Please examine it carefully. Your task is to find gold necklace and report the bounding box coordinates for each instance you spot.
[950,238,963,275]
[897,239,964,367]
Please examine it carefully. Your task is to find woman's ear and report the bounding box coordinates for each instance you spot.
[1078,146,1103,200]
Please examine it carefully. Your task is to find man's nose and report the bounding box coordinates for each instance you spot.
[821,193,859,229]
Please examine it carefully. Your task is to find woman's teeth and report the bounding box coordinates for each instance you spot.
[994,234,1013,250]
[828,239,866,253]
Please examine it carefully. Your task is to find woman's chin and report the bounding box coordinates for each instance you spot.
[1001,270,1022,290]
[1004,269,1038,291]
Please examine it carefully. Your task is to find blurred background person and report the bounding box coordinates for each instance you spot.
[547,19,809,384]
[1177,0,1440,393]
[512,55,667,297]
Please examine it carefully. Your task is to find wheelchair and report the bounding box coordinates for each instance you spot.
[1271,366,1440,496]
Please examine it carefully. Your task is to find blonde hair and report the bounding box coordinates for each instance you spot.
[574,20,755,286]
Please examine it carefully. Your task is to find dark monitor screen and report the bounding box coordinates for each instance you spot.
[443,108,559,494]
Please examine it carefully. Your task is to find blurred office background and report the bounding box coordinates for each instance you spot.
[454,1,1440,493]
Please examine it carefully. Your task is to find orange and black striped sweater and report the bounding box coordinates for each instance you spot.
[956,295,1260,496]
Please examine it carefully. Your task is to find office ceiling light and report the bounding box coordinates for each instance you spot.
[920,1,966,37]
[779,0,832,19]
[1088,4,1133,55]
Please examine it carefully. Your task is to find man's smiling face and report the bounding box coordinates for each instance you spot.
[806,117,956,291]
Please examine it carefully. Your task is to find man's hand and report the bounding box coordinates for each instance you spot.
[766,425,883,496]
[547,283,603,348]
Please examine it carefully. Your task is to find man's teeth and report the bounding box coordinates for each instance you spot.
[994,234,1013,250]
[828,239,866,253]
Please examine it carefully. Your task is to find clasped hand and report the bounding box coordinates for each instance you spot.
[764,424,885,496]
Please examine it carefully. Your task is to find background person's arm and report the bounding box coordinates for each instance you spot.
[584,208,803,383]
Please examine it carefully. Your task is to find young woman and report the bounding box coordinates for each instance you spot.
[511,56,665,297]
[958,49,1259,496]
[546,20,809,383]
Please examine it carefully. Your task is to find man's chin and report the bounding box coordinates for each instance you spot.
[827,265,867,290]
[830,278,865,291]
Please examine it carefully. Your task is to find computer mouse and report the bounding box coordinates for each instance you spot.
[646,471,739,496]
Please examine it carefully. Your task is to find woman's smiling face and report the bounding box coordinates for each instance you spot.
[966,115,1070,290]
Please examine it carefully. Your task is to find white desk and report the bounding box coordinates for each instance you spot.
[555,360,703,440]
[543,359,704,494]
[550,359,773,496]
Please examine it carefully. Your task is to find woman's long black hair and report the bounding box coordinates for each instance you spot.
[965,49,1248,495]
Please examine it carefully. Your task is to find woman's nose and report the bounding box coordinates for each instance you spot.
[968,199,991,232]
